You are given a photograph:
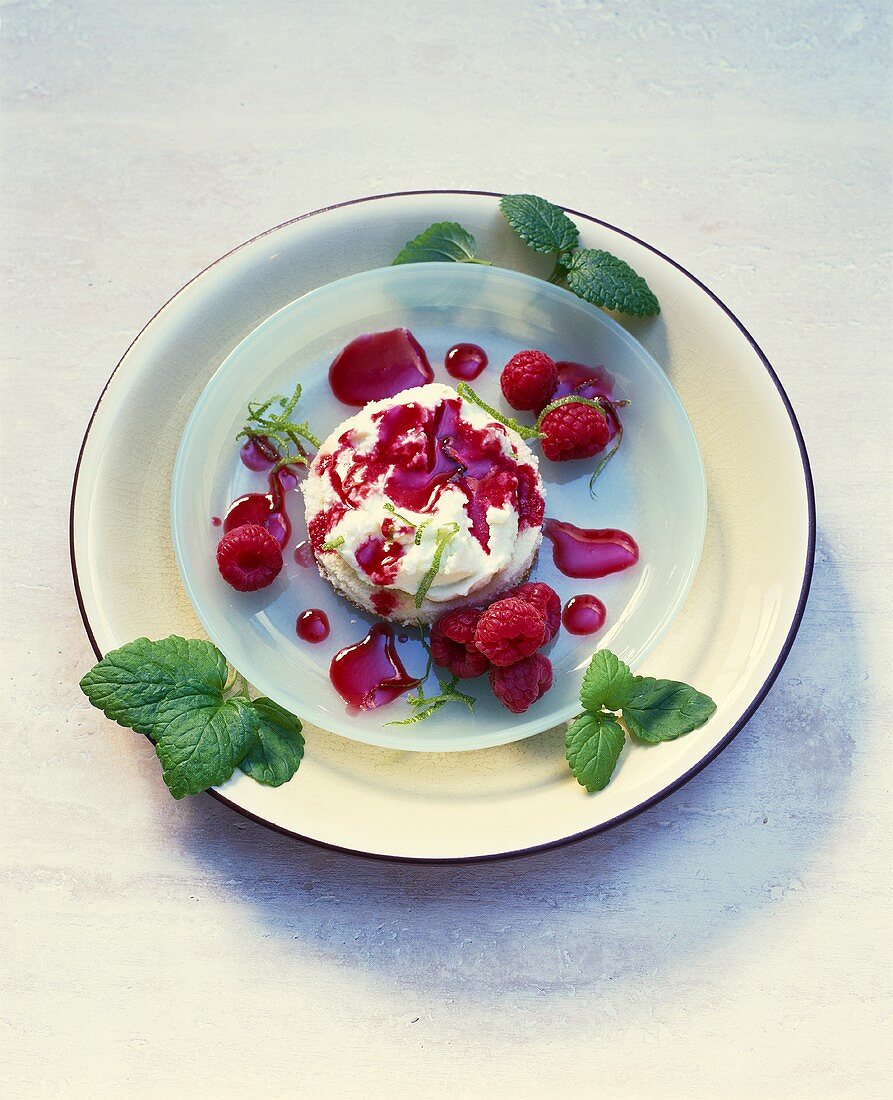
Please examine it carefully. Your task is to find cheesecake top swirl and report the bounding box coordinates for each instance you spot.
[304,384,545,609]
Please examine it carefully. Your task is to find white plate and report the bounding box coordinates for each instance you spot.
[71,190,814,861]
[171,262,706,751]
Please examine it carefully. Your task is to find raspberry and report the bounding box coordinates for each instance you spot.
[500,350,558,412]
[538,399,612,462]
[430,608,490,679]
[216,524,283,591]
[506,582,561,643]
[490,653,553,714]
[473,596,546,667]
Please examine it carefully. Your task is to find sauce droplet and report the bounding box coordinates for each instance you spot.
[562,594,607,635]
[329,328,433,406]
[329,623,421,710]
[296,608,330,643]
[210,516,222,527]
[445,342,488,381]
[293,540,313,568]
[543,519,639,578]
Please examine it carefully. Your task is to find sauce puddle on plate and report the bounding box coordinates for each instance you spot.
[329,623,420,710]
[224,466,298,549]
[329,328,433,406]
[543,519,639,578]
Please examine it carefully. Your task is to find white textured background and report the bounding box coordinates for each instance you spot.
[2,2,891,1097]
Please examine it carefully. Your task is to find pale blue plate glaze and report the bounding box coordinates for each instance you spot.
[171,262,706,751]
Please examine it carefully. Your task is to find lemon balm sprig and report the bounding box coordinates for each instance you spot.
[79,636,305,798]
[392,194,660,317]
[566,651,716,791]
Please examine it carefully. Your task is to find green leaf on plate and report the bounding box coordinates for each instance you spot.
[239,697,304,787]
[79,636,228,737]
[392,221,489,265]
[499,193,580,254]
[79,635,317,798]
[564,248,660,316]
[622,677,717,743]
[566,712,626,792]
[579,649,635,713]
[152,686,259,799]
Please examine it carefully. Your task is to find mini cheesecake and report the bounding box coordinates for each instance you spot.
[304,383,545,624]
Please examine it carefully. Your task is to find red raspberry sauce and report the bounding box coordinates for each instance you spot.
[562,595,607,635]
[313,394,543,553]
[543,519,639,578]
[329,328,433,406]
[354,535,405,586]
[224,466,298,549]
[371,590,398,617]
[296,608,330,643]
[548,361,615,405]
[329,623,420,710]
[239,435,279,471]
[445,343,488,381]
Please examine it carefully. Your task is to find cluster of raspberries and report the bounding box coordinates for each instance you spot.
[430,582,561,715]
[500,349,614,462]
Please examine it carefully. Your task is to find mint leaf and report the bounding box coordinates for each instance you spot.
[79,636,227,737]
[579,650,635,713]
[393,221,489,265]
[80,636,254,800]
[239,697,304,786]
[564,249,660,316]
[566,712,625,792]
[152,686,259,799]
[79,635,313,798]
[500,194,579,254]
[567,650,716,794]
[622,677,717,743]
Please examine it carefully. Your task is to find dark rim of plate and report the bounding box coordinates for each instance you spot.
[69,189,817,864]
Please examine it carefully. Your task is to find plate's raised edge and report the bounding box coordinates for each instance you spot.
[69,188,817,864]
